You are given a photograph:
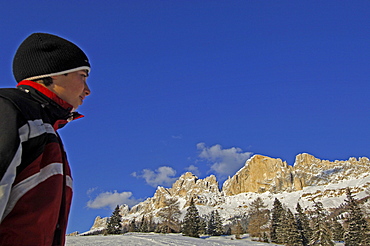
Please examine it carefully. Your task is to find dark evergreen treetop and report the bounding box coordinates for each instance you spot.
[106,205,122,235]
[182,198,201,238]
[343,188,370,246]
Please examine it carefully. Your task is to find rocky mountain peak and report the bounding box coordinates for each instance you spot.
[125,172,222,217]
[222,154,295,195]
[167,172,221,206]
[89,153,370,234]
[293,153,370,187]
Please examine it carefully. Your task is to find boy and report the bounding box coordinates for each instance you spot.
[0,33,91,245]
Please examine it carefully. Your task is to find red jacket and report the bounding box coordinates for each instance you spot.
[0,81,81,245]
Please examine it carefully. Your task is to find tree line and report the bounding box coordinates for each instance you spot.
[104,187,370,245]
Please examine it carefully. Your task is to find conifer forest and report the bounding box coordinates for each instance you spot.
[96,187,370,245]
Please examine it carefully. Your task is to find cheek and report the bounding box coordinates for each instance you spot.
[71,81,86,95]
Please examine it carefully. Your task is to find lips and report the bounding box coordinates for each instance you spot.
[79,95,85,104]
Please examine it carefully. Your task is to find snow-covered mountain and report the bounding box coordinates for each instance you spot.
[89,153,370,233]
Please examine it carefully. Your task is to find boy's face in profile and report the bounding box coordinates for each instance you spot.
[50,70,90,109]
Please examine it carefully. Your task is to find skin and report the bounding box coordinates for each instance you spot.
[48,70,91,109]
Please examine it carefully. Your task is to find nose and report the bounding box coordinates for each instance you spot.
[84,82,91,96]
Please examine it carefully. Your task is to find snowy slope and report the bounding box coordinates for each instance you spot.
[66,233,345,246]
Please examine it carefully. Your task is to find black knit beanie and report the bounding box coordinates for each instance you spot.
[13,33,90,83]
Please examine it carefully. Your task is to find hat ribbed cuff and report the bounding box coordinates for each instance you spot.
[24,66,91,81]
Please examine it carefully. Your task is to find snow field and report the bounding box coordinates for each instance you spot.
[66,233,277,245]
[67,233,345,245]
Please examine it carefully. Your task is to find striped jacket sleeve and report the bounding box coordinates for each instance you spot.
[0,97,23,221]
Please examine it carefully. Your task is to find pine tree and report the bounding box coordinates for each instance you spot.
[147,215,155,232]
[157,198,181,233]
[207,210,223,236]
[128,218,137,232]
[207,211,215,235]
[139,216,149,232]
[233,220,244,239]
[198,216,207,235]
[331,217,344,242]
[277,206,288,244]
[214,210,224,236]
[285,208,302,246]
[343,187,370,246]
[106,205,122,234]
[270,198,285,243]
[247,197,269,241]
[138,216,144,232]
[309,201,334,246]
[225,226,232,235]
[182,198,201,238]
[159,224,170,234]
[295,202,312,246]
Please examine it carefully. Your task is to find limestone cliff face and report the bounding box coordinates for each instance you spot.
[90,216,108,230]
[293,153,370,186]
[222,153,370,196]
[128,186,170,216]
[222,155,296,195]
[168,172,221,206]
[127,172,222,217]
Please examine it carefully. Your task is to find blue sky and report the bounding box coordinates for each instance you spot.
[1,0,370,233]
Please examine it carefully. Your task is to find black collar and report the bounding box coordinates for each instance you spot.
[17,80,83,130]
